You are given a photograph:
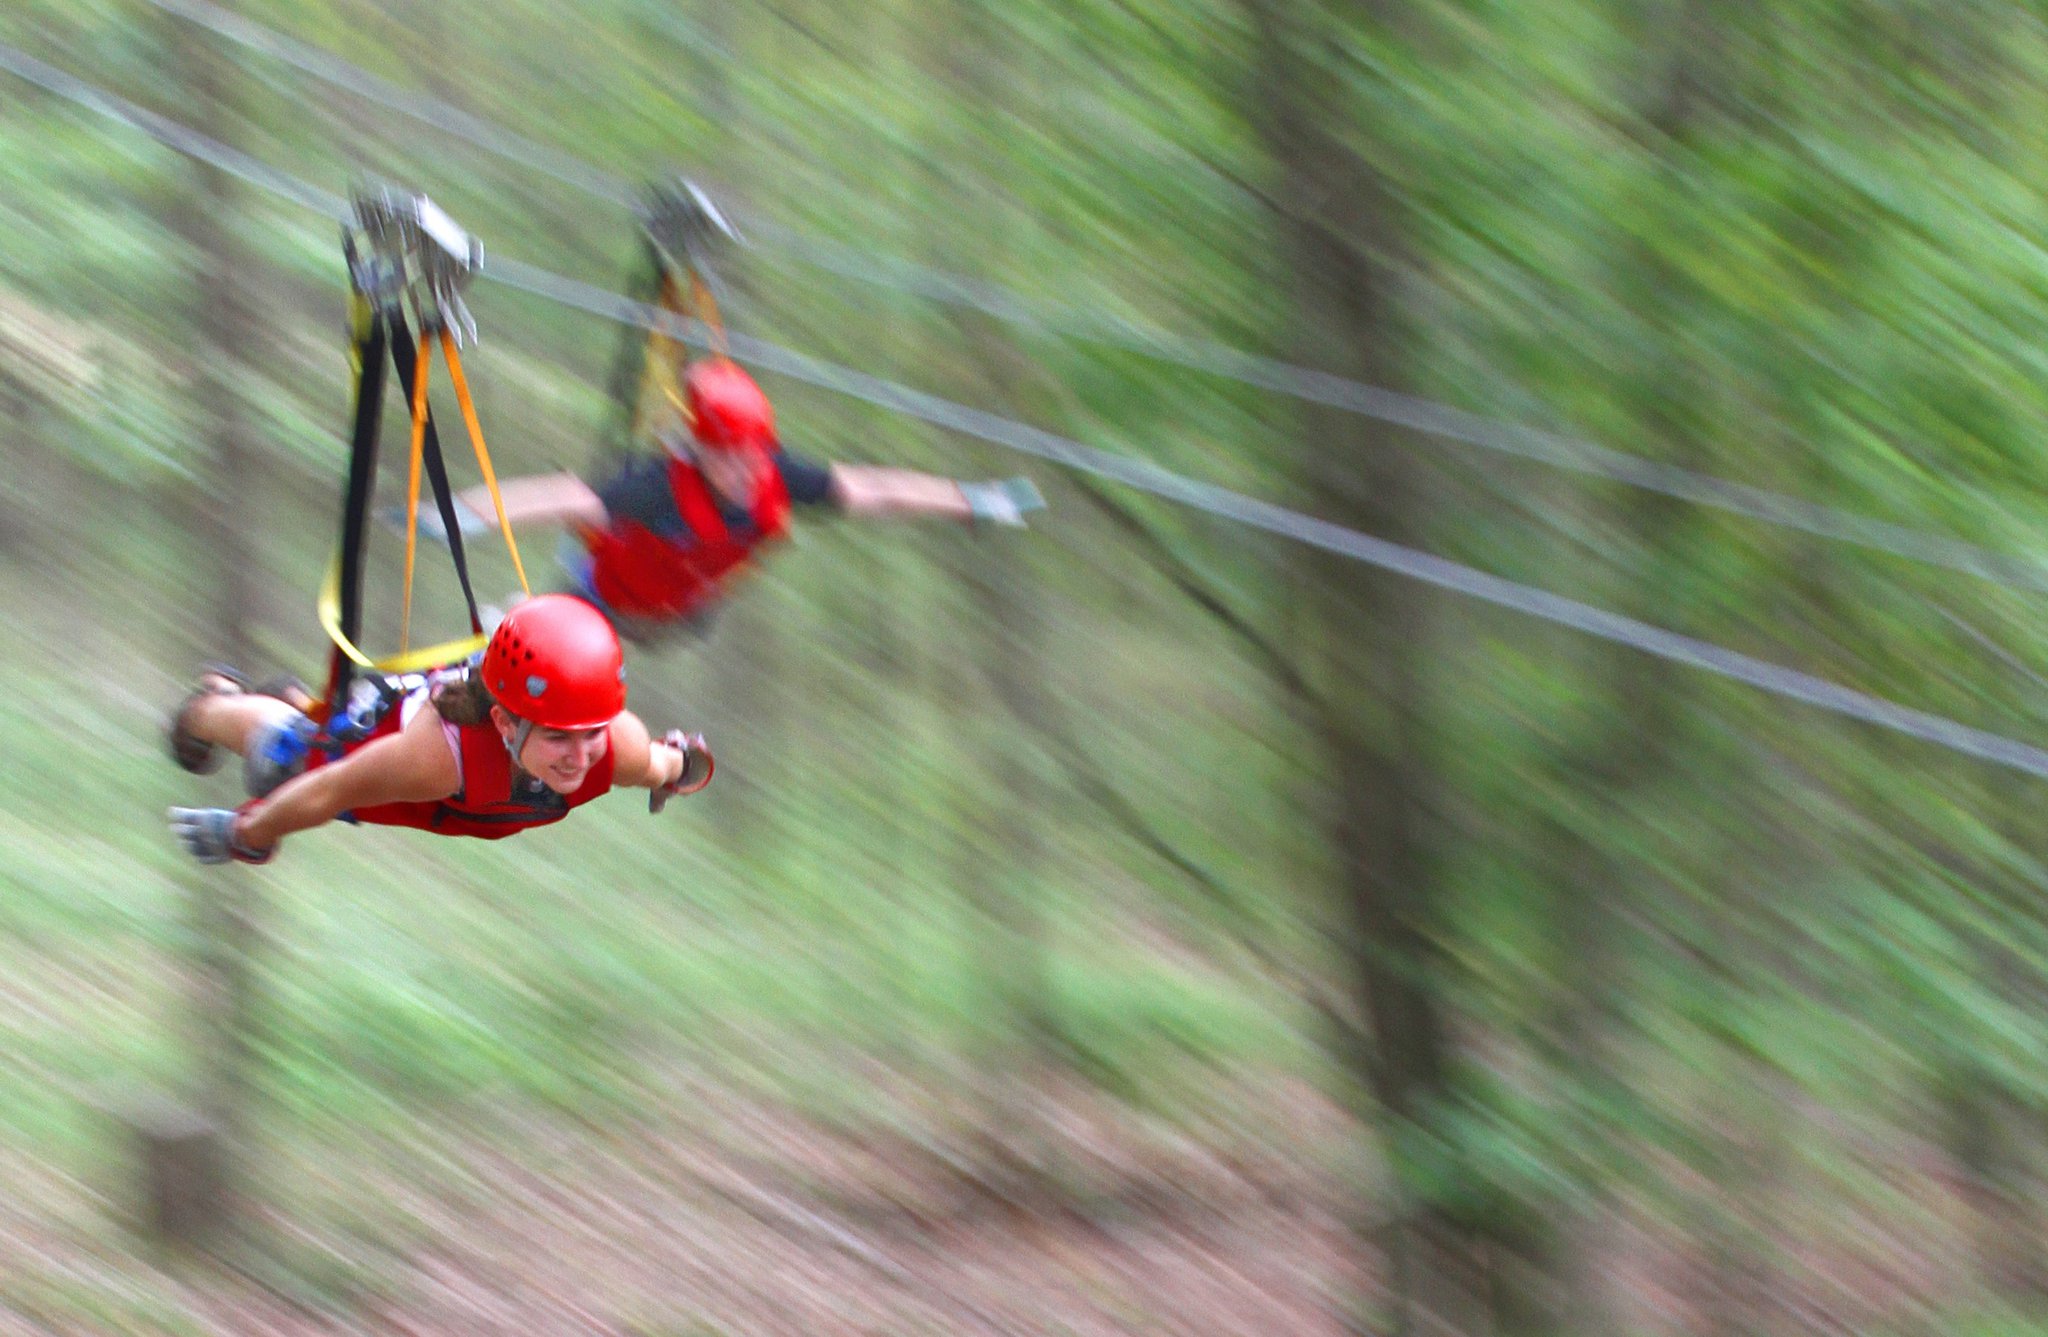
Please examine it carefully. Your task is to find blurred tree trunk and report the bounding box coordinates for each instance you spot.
[1245,1,1489,1329]
[1525,0,1741,1328]
[153,11,268,1249]
[955,517,1060,1203]
[1905,0,2048,1295]
[0,369,61,560]
[1941,1048,2048,1304]
[1687,1049,1794,1337]
[0,372,26,554]
[1949,768,2048,1301]
[685,0,785,861]
[922,0,1063,1204]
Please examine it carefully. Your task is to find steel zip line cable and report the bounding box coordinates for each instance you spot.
[0,40,349,220]
[138,0,2048,596]
[140,0,637,208]
[10,39,2048,781]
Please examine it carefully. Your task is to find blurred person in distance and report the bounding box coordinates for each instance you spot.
[166,594,714,866]
[416,357,1045,643]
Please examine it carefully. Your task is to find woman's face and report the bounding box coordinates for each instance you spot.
[497,710,609,793]
[699,445,768,509]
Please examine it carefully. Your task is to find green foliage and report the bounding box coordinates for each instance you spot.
[13,0,2048,1327]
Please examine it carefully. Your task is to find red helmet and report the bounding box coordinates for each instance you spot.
[481,594,626,729]
[685,358,775,454]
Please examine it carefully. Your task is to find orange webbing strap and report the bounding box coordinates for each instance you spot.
[399,331,433,654]
[688,271,727,358]
[438,329,531,599]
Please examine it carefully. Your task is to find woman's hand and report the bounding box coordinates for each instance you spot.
[168,805,274,865]
[649,730,714,812]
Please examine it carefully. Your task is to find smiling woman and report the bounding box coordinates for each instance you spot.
[165,594,716,865]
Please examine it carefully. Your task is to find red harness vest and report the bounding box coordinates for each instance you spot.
[314,698,616,839]
[584,455,791,619]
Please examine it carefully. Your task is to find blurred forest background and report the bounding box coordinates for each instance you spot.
[7,0,2048,1333]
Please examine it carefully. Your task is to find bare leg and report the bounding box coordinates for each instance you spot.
[184,692,299,754]
[170,670,300,774]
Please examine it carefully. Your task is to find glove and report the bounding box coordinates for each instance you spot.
[376,502,486,547]
[168,806,275,866]
[959,477,1045,529]
[649,730,715,813]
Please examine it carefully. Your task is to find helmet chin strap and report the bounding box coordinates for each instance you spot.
[506,715,536,775]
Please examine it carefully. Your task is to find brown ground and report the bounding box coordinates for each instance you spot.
[0,1073,1355,1336]
[0,1070,2010,1336]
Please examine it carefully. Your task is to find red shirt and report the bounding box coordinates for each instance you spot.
[582,451,815,620]
[313,694,616,839]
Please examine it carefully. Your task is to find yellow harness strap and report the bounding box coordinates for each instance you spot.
[644,270,691,433]
[318,554,485,672]
[646,267,734,434]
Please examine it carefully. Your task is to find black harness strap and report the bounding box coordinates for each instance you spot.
[326,301,390,718]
